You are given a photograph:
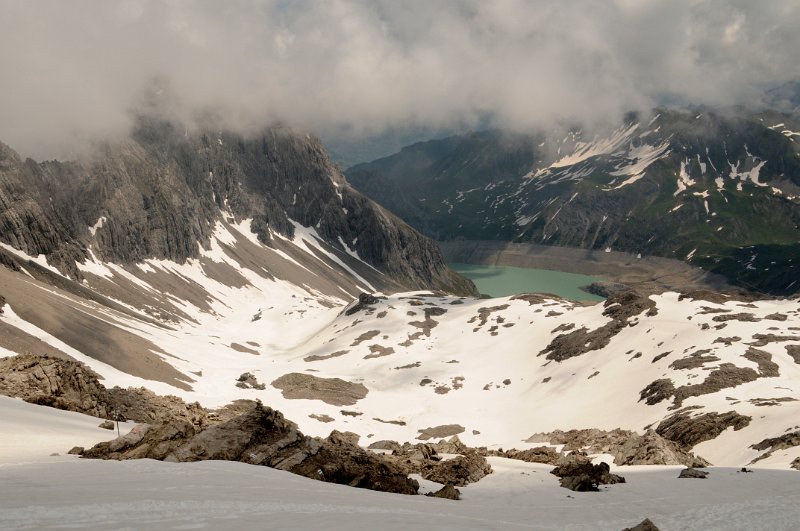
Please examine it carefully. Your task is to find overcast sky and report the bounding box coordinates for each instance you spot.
[1,0,799,159]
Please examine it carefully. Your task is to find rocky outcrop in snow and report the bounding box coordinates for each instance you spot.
[82,400,419,495]
[525,428,708,467]
[0,354,207,426]
[550,459,626,491]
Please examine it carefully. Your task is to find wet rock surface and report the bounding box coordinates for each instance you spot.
[83,401,418,495]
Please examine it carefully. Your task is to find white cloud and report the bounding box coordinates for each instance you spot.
[0,0,798,159]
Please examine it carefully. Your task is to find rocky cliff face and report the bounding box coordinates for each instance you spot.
[0,118,475,296]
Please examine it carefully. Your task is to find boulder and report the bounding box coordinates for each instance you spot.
[623,518,661,531]
[425,484,461,500]
[550,461,626,491]
[613,430,709,467]
[422,451,492,487]
[678,468,708,479]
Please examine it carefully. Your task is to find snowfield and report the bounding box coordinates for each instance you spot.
[2,397,800,530]
[2,215,800,529]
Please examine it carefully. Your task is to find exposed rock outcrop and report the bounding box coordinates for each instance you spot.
[678,468,708,479]
[494,446,562,465]
[623,518,661,531]
[422,452,492,487]
[525,428,707,466]
[656,410,751,449]
[0,123,476,296]
[749,431,800,463]
[550,461,625,491]
[0,354,207,426]
[425,483,461,500]
[344,292,386,316]
[83,401,418,495]
[381,437,492,487]
[539,291,656,362]
[235,372,266,390]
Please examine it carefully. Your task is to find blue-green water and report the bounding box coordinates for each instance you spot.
[449,263,605,301]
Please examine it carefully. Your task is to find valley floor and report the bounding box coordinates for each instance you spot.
[2,396,800,531]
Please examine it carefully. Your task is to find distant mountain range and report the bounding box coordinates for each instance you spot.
[347,108,800,295]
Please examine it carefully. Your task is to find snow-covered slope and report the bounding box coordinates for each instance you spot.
[2,219,799,468]
[2,396,800,531]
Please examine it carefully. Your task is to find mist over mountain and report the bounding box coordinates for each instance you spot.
[2,1,800,160]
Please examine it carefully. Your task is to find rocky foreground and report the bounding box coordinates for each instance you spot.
[0,352,744,498]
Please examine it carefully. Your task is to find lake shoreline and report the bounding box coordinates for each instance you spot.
[440,240,734,295]
[449,262,605,302]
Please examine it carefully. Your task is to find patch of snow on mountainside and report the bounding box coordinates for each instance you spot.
[525,123,640,182]
[674,160,696,196]
[605,141,671,190]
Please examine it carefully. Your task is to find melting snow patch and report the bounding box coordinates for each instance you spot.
[88,216,107,237]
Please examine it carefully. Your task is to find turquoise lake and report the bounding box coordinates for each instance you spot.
[449,263,605,301]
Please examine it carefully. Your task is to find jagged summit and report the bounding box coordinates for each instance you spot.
[0,119,475,297]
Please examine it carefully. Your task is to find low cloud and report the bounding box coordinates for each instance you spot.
[1,0,798,158]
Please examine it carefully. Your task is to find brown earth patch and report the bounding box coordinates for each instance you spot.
[271,373,368,406]
[468,305,510,330]
[373,417,407,426]
[304,350,349,362]
[351,330,380,346]
[669,350,720,370]
[364,344,395,359]
[230,343,259,355]
[786,345,800,364]
[0,268,193,390]
[749,397,798,407]
[712,313,760,323]
[309,413,334,423]
[747,334,800,347]
[743,347,780,377]
[416,424,466,441]
[713,336,741,346]
[393,362,421,370]
[749,431,800,463]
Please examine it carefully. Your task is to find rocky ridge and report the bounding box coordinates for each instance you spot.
[0,119,475,296]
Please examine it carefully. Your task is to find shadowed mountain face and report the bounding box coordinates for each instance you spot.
[347,109,800,295]
[0,118,475,297]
